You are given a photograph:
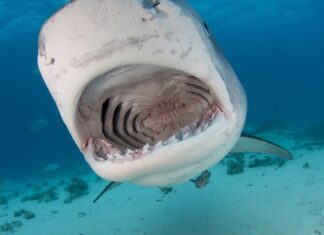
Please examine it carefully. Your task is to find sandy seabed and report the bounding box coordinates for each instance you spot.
[1,130,323,235]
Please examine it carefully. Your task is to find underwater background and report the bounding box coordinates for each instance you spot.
[0,0,323,234]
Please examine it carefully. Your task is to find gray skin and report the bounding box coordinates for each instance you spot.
[39,0,292,194]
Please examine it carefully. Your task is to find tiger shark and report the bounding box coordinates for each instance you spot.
[38,0,292,189]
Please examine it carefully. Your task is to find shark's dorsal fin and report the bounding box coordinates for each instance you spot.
[92,181,122,203]
[231,133,293,160]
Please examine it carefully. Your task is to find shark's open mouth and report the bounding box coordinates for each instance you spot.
[77,65,225,162]
[37,0,251,186]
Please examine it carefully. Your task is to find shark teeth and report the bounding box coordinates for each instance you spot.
[153,141,162,149]
[194,128,201,135]
[93,105,224,162]
[202,123,209,131]
[142,144,150,154]
[183,132,190,140]
[175,132,183,141]
[114,154,122,160]
[162,135,177,145]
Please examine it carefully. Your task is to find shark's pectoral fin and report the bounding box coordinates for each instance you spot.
[231,133,293,160]
[93,181,122,203]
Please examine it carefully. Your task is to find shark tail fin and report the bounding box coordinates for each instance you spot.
[231,133,293,160]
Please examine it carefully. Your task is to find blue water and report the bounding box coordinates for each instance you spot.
[0,0,323,180]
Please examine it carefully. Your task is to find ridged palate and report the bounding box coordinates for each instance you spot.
[101,74,216,151]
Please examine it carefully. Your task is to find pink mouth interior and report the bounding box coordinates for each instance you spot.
[77,67,223,162]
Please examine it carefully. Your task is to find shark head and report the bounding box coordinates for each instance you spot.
[38,0,247,186]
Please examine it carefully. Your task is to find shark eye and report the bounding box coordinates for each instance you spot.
[203,22,210,37]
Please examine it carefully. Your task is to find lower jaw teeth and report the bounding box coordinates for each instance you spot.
[175,132,183,141]
[162,135,177,145]
[94,111,223,162]
[194,128,201,135]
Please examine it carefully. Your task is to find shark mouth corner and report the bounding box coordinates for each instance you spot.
[76,65,227,165]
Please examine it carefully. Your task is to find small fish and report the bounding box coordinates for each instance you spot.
[28,118,49,133]
[190,170,211,189]
[44,163,60,172]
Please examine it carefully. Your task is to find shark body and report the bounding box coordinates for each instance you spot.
[38,0,292,188]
